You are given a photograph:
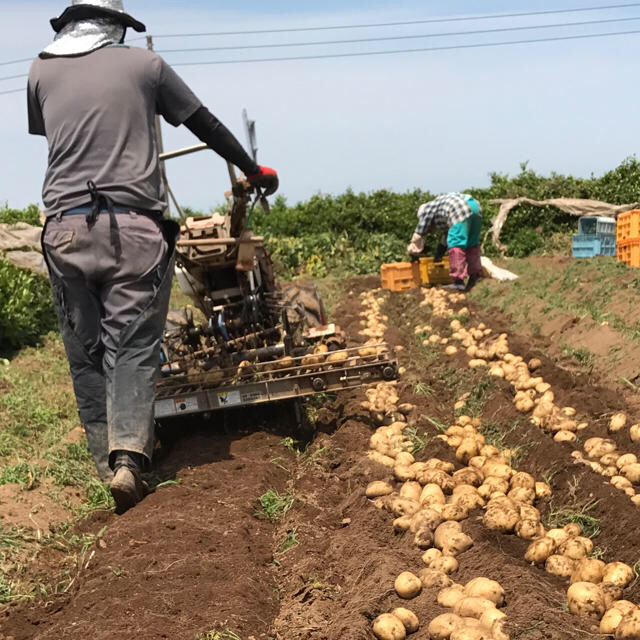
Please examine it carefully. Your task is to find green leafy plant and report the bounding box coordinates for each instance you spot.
[255,489,295,523]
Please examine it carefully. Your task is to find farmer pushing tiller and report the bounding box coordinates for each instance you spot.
[27,0,279,513]
[408,193,483,292]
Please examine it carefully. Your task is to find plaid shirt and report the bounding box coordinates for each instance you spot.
[414,193,479,236]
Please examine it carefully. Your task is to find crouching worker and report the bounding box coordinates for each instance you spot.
[407,192,483,292]
[28,0,278,513]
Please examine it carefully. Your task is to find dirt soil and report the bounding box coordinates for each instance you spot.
[3,274,640,639]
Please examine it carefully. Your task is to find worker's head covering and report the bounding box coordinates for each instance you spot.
[44,0,145,57]
[50,0,145,34]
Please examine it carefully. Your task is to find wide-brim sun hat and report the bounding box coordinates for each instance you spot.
[50,0,146,33]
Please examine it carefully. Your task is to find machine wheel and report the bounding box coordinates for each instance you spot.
[280,285,325,328]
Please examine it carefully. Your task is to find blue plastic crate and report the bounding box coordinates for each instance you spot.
[572,233,616,258]
[577,216,617,236]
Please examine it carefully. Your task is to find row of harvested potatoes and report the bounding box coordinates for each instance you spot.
[434,315,640,506]
[360,289,640,639]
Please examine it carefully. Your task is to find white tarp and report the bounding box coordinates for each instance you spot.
[487,198,640,253]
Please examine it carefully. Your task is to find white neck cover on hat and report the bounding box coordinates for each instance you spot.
[43,17,125,56]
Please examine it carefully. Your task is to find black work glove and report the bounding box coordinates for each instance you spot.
[434,242,447,263]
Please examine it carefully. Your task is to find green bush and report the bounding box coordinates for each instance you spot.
[0,204,41,226]
[0,259,56,353]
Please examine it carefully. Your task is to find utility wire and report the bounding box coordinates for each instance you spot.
[0,56,33,67]
[151,2,640,37]
[0,87,24,95]
[2,24,639,88]
[156,15,640,53]
[169,28,640,66]
[4,14,639,80]
[0,2,638,66]
[0,72,28,82]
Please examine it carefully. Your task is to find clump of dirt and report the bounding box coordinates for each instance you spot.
[0,429,288,640]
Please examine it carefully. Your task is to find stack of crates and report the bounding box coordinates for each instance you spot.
[380,261,421,291]
[571,216,616,259]
[617,210,640,267]
[380,258,452,291]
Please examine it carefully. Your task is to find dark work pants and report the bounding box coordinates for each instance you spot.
[42,212,177,482]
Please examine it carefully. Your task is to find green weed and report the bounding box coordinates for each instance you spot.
[255,490,295,523]
[0,461,41,489]
[277,528,300,555]
[412,381,434,397]
[545,488,601,539]
[402,427,430,455]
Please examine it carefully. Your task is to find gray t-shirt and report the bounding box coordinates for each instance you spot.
[28,45,202,216]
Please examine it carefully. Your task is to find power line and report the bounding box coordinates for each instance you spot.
[0,57,33,67]
[156,15,640,54]
[1,24,639,90]
[0,72,28,83]
[151,2,640,38]
[169,28,640,66]
[0,2,637,67]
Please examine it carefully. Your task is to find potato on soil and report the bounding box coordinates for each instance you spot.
[434,521,462,548]
[393,516,412,532]
[546,528,570,547]
[414,527,435,549]
[603,562,634,588]
[617,454,638,470]
[525,537,556,565]
[630,425,640,443]
[453,596,497,619]
[373,613,407,640]
[564,523,582,537]
[567,582,606,618]
[366,481,394,499]
[438,585,466,608]
[559,537,590,560]
[395,571,422,599]
[443,532,474,557]
[463,577,505,606]
[428,613,463,640]
[410,508,443,533]
[390,497,422,518]
[483,507,519,533]
[615,609,640,639]
[602,608,626,635]
[622,463,640,484]
[479,608,506,629]
[450,628,492,640]
[391,608,420,634]
[430,555,459,575]
[441,503,470,522]
[419,568,453,589]
[602,582,625,608]
[570,558,605,584]
[545,555,577,578]
[610,413,628,433]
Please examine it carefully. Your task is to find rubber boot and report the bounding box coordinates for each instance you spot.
[443,278,465,292]
[465,274,480,292]
[110,451,145,514]
[84,421,113,484]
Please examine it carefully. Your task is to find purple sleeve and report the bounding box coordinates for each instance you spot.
[155,57,202,127]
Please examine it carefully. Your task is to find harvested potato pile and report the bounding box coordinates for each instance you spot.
[572,434,640,505]
[428,577,508,640]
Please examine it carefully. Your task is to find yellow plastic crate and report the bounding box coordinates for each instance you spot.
[617,239,640,267]
[617,210,640,243]
[419,257,452,285]
[380,261,421,291]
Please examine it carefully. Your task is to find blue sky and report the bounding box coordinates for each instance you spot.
[1,1,640,212]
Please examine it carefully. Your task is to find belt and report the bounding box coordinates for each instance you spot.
[63,205,160,217]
